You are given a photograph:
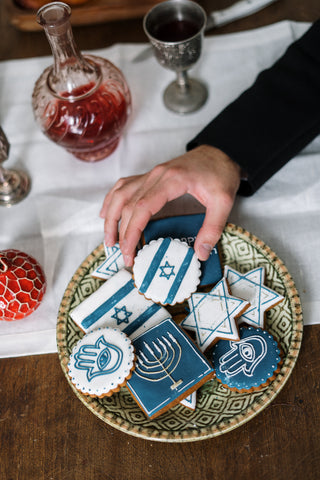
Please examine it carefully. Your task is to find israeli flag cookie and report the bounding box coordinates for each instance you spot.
[143,214,222,286]
[126,318,214,419]
[91,242,125,280]
[68,327,135,397]
[133,238,201,305]
[70,269,170,339]
[224,266,284,329]
[212,326,282,392]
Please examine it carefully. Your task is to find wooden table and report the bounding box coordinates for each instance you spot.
[1,1,320,479]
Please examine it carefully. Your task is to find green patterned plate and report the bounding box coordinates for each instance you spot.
[57,223,303,442]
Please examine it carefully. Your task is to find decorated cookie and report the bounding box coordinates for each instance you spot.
[70,269,170,339]
[224,266,284,329]
[68,327,135,397]
[180,391,197,411]
[133,237,201,305]
[126,318,214,419]
[91,242,125,280]
[142,214,222,286]
[180,277,249,352]
[212,326,282,392]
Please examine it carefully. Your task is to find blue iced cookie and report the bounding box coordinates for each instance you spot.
[212,327,282,392]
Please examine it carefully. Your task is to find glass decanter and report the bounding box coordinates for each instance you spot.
[32,2,131,162]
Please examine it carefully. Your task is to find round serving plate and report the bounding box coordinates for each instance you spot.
[57,223,303,442]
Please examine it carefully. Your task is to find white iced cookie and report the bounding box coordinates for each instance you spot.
[68,328,135,397]
[133,237,201,305]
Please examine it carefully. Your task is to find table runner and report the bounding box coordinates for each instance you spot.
[0,21,318,358]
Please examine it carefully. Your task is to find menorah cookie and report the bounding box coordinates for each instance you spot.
[224,266,284,329]
[91,242,125,281]
[180,277,250,352]
[133,237,201,305]
[212,326,282,392]
[142,214,222,286]
[68,327,135,397]
[70,269,170,339]
[126,318,214,419]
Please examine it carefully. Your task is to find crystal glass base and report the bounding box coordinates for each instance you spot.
[0,169,31,207]
[163,78,208,114]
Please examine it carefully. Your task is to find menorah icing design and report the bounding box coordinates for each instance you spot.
[68,328,135,397]
[224,266,284,329]
[135,333,183,391]
[91,243,125,281]
[181,277,250,352]
[133,238,201,305]
[212,327,282,391]
[126,318,214,419]
[142,214,222,286]
[70,269,169,339]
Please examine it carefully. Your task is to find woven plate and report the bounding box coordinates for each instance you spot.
[57,223,303,442]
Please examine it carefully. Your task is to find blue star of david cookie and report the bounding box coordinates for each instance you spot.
[142,214,222,286]
[180,277,249,352]
[126,318,214,419]
[224,266,284,329]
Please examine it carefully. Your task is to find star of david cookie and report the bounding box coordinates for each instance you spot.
[180,277,250,352]
[91,242,125,280]
[68,327,135,397]
[70,269,170,339]
[133,237,201,305]
[224,266,284,329]
[212,326,282,392]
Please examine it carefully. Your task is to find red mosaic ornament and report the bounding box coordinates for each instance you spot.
[0,249,46,321]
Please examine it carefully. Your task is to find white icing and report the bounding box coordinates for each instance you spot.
[70,269,170,339]
[133,238,201,305]
[68,328,135,397]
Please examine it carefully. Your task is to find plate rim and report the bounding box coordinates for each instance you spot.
[56,223,303,442]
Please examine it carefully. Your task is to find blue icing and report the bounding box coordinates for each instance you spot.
[212,327,281,390]
[81,279,134,330]
[126,318,214,418]
[143,214,222,286]
[74,335,124,382]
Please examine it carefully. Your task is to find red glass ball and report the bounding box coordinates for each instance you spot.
[0,249,46,321]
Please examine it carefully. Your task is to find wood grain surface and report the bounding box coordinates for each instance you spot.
[1,1,320,479]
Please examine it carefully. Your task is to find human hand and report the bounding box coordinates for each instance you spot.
[100,145,241,266]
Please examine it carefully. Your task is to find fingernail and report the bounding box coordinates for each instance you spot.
[198,243,213,261]
[104,233,112,246]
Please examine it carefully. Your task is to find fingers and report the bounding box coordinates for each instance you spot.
[100,175,145,247]
[194,192,235,261]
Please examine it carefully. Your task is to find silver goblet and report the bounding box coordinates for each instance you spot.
[0,127,31,207]
[143,0,208,114]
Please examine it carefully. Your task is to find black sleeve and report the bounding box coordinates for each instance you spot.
[187,20,320,196]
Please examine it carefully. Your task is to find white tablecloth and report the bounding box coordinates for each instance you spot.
[0,20,318,358]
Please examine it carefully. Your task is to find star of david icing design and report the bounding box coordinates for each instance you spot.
[91,243,125,280]
[111,305,133,325]
[180,278,249,352]
[224,266,284,329]
[159,261,175,280]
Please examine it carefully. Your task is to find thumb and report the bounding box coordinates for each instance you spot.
[194,205,231,261]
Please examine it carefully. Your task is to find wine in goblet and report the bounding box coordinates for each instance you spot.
[143,0,208,114]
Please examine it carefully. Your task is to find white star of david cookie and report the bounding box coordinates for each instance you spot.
[224,266,284,329]
[91,242,125,280]
[180,277,249,352]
